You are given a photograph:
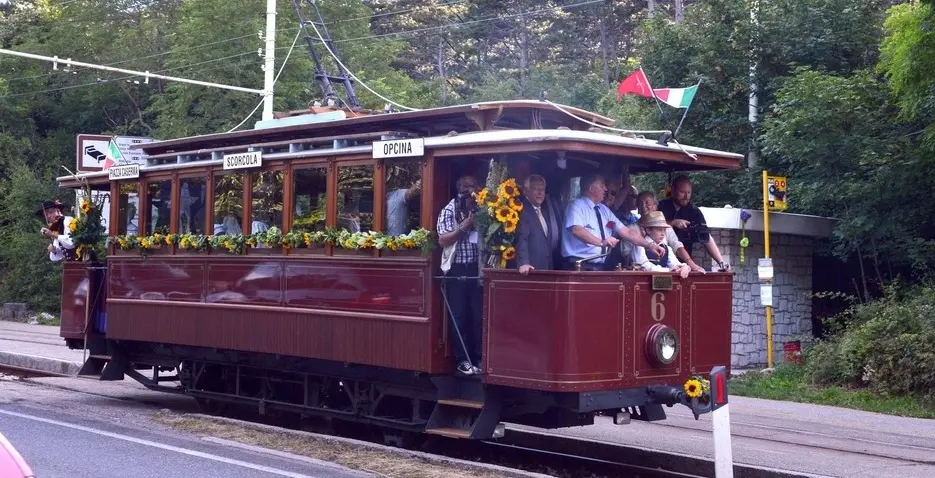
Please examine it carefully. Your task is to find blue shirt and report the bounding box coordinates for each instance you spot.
[561,197,626,262]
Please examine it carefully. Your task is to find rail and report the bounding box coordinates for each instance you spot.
[434,274,482,372]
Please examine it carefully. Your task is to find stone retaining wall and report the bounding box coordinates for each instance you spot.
[703,229,814,368]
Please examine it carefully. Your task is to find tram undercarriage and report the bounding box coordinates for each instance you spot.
[76,339,689,442]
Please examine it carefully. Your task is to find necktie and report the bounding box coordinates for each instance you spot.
[594,205,606,254]
[534,206,548,238]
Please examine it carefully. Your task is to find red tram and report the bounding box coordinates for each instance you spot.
[56,100,739,441]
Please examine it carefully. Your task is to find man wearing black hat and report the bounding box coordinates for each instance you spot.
[38,199,76,262]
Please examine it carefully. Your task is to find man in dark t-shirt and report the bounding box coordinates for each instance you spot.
[657,175,731,271]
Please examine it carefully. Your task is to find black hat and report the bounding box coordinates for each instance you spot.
[36,199,65,218]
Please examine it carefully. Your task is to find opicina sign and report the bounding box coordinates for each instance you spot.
[372,138,424,159]
[223,151,263,170]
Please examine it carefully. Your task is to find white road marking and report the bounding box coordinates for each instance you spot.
[0,409,316,478]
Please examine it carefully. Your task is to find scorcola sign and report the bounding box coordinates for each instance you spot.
[372,138,424,159]
[223,151,263,170]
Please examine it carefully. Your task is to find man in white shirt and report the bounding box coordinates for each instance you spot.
[38,199,76,262]
[632,211,691,278]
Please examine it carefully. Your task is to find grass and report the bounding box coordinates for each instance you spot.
[150,412,523,478]
[730,364,935,419]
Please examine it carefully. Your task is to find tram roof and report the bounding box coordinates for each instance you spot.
[57,100,744,185]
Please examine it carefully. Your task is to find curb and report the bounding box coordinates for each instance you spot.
[173,413,555,478]
[0,351,80,376]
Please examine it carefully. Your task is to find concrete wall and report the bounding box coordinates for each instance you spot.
[705,229,814,368]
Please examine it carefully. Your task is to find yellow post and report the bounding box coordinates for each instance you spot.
[761,170,773,369]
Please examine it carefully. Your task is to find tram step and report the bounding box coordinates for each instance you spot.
[437,398,484,409]
[425,427,472,439]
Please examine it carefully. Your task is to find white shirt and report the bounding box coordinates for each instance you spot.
[632,235,685,272]
[49,216,76,262]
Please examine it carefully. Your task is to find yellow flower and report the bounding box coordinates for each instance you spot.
[495,207,512,223]
[499,178,519,198]
[80,201,91,214]
[68,220,77,233]
[503,246,516,260]
[507,210,519,225]
[684,379,703,399]
[474,188,488,205]
[509,197,524,211]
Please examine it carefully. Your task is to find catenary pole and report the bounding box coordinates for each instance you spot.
[262,0,277,120]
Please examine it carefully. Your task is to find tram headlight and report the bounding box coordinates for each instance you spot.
[644,324,678,366]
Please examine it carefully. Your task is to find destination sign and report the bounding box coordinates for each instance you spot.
[372,138,424,159]
[223,151,263,170]
[108,164,140,181]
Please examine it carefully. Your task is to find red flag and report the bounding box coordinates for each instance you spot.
[616,68,654,99]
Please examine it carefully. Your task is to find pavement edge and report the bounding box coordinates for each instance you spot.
[0,351,80,376]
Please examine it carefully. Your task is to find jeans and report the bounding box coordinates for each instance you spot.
[444,263,483,365]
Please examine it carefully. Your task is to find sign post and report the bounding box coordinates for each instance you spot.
[761,171,787,369]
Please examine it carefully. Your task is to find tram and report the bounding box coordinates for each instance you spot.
[56,100,737,441]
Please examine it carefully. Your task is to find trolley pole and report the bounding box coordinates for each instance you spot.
[262,0,277,121]
[761,170,773,369]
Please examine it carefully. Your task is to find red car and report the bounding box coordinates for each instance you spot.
[0,432,34,478]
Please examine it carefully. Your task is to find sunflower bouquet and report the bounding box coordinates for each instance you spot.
[684,375,711,401]
[473,177,523,268]
[68,182,107,261]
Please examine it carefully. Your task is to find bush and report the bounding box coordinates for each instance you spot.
[803,284,935,403]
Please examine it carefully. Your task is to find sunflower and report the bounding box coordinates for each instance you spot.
[68,220,77,233]
[503,246,517,260]
[499,178,519,198]
[509,197,524,211]
[495,207,512,222]
[80,200,91,214]
[684,379,703,399]
[474,188,488,205]
[503,221,517,234]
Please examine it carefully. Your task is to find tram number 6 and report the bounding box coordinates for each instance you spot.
[650,292,667,322]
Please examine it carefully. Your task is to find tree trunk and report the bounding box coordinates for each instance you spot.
[518,13,528,98]
[598,8,611,88]
[648,0,655,18]
[855,244,870,303]
[437,36,447,103]
[675,0,684,23]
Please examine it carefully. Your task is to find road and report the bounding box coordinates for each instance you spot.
[0,377,369,478]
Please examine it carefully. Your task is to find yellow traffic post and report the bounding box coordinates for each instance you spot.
[761,170,773,369]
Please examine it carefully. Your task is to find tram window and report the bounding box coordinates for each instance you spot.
[384,158,422,235]
[213,172,244,236]
[146,180,172,235]
[178,177,207,235]
[337,165,374,233]
[251,171,283,234]
[292,167,327,232]
[116,181,139,236]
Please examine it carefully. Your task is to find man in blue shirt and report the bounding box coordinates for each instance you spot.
[561,173,664,271]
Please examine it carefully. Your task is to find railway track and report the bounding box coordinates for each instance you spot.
[0,365,799,478]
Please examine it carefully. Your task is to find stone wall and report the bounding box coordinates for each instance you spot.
[704,229,814,368]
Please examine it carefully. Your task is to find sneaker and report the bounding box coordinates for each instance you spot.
[456,361,476,376]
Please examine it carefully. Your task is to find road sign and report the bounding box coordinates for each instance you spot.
[766,176,787,211]
[76,134,153,172]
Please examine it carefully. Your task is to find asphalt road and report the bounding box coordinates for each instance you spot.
[0,378,369,478]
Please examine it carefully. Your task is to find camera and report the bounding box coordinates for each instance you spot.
[687,222,710,244]
[456,192,477,219]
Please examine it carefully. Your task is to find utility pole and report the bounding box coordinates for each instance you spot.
[748,0,760,167]
[262,0,277,121]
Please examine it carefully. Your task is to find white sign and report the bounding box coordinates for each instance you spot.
[757,258,774,282]
[76,134,152,172]
[223,151,263,170]
[372,138,424,159]
[108,164,140,181]
[760,284,773,307]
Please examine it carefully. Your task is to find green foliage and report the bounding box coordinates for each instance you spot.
[802,284,935,403]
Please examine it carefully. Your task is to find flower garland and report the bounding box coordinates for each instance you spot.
[473,177,523,268]
[109,226,436,256]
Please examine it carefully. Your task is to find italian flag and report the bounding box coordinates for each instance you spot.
[102,137,124,170]
[653,85,698,109]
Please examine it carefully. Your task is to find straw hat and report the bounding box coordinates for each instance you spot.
[639,210,668,229]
